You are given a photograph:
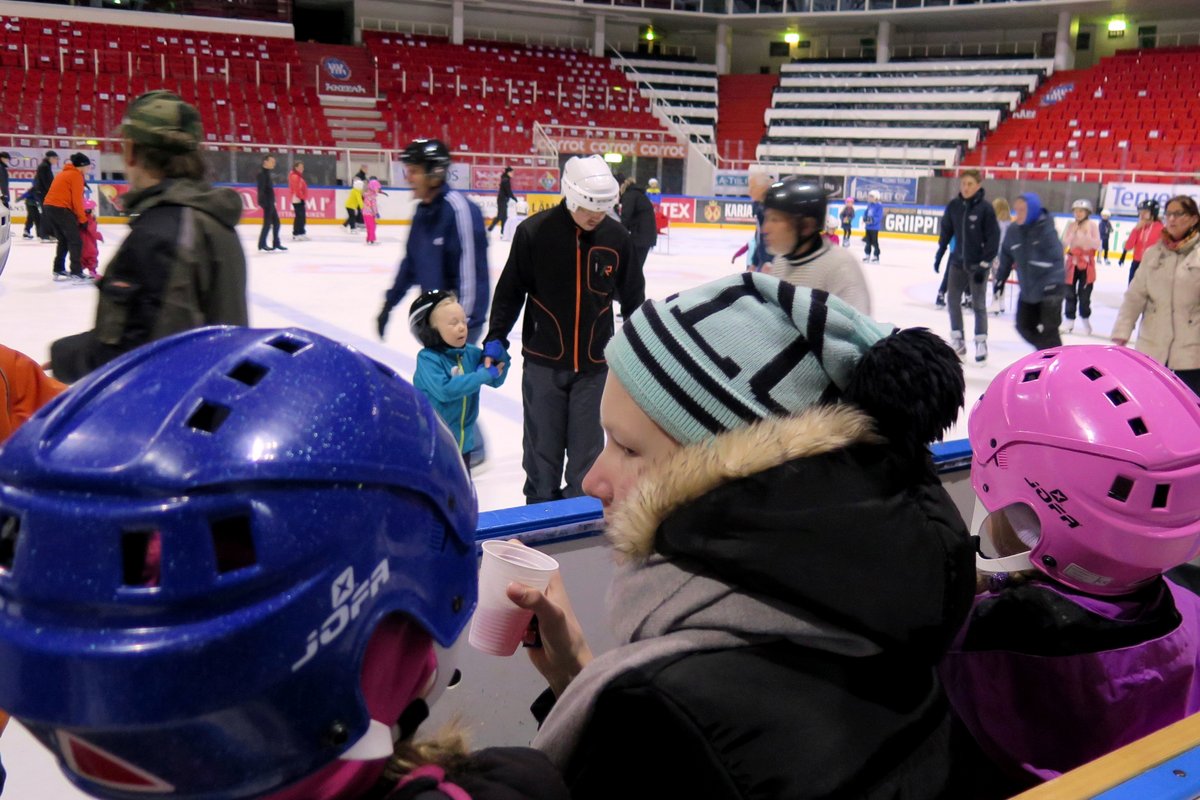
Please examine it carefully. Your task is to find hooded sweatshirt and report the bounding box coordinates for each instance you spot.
[412,342,508,454]
[533,405,976,799]
[49,179,248,383]
[996,194,1065,304]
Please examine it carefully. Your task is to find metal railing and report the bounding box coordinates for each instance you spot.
[607,46,708,162]
[464,26,590,51]
[357,18,451,38]
[611,40,699,59]
[945,163,1200,183]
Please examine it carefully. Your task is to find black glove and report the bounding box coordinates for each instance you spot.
[376,307,390,339]
[1118,251,1127,266]
[933,258,941,274]
[972,263,989,285]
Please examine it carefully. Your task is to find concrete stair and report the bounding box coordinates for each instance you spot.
[296,42,390,148]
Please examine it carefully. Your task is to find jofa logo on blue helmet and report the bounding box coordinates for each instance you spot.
[292,559,390,671]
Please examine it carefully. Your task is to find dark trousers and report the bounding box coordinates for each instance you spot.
[258,204,281,249]
[1174,369,1200,396]
[841,221,852,244]
[343,208,359,229]
[937,269,950,297]
[23,199,42,237]
[947,260,987,337]
[1101,235,1110,259]
[863,229,880,258]
[292,201,306,236]
[521,362,605,504]
[1064,273,1093,320]
[1129,260,1141,285]
[488,203,508,233]
[1015,293,1063,351]
[631,244,651,277]
[44,205,82,276]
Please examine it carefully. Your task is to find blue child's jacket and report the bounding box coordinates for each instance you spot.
[413,343,508,454]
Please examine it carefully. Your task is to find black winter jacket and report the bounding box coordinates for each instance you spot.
[619,185,658,249]
[995,211,1066,304]
[32,159,54,202]
[935,188,1001,271]
[50,179,248,383]
[257,166,276,209]
[557,407,976,800]
[496,174,517,209]
[486,201,643,373]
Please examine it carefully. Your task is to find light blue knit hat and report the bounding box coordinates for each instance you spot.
[606,273,895,445]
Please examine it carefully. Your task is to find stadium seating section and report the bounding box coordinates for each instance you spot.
[959,47,1200,181]
[364,32,667,155]
[615,59,718,155]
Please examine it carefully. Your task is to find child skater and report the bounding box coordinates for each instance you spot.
[823,215,841,246]
[1099,208,1114,265]
[363,177,386,246]
[941,345,1200,799]
[409,290,508,470]
[1060,198,1101,335]
[80,198,103,279]
[1119,199,1165,284]
[344,178,364,232]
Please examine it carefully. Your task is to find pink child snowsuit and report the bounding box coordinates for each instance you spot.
[363,179,383,244]
[80,203,103,277]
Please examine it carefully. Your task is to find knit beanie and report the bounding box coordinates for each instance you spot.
[606,272,965,453]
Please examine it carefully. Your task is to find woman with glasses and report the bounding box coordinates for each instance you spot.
[1113,195,1200,394]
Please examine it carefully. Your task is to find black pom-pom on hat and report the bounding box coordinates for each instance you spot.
[842,327,965,459]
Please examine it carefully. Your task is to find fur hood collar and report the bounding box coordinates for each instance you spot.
[606,404,880,561]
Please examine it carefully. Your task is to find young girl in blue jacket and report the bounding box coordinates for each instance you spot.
[410,290,508,465]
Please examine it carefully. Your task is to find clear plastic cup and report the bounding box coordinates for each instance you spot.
[468,540,559,657]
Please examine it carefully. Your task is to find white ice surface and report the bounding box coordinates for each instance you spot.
[0,219,1133,797]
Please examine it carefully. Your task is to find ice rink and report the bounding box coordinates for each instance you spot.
[0,215,1134,796]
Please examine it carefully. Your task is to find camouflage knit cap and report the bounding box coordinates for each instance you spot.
[121,90,203,153]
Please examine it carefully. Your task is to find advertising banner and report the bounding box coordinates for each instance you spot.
[847,176,919,204]
[525,193,563,216]
[552,138,687,159]
[715,170,749,195]
[695,198,757,225]
[4,148,102,182]
[788,173,846,199]
[657,197,696,224]
[229,187,339,220]
[881,205,943,237]
[318,54,373,97]
[390,161,471,192]
[470,165,560,194]
[1103,181,1200,216]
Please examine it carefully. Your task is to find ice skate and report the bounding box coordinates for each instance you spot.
[1061,318,1075,334]
[988,293,1004,315]
[1080,318,1092,336]
[974,335,988,364]
[951,331,966,357]
[935,292,946,309]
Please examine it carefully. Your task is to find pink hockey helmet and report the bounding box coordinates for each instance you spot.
[970,345,1200,595]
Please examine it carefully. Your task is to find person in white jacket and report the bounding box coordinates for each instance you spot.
[1112,195,1200,395]
[1061,199,1102,334]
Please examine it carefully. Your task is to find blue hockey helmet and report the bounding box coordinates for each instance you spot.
[0,326,478,798]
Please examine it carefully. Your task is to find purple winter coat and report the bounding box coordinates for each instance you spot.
[940,578,1200,787]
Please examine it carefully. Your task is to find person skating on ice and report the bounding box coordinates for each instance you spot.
[256,153,286,252]
[839,196,855,247]
[862,189,883,263]
[1098,207,1114,265]
[1119,198,1164,284]
[994,192,1064,352]
[488,165,517,237]
[933,170,1001,363]
[1060,199,1101,335]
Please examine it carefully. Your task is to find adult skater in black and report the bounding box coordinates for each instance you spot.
[619,175,658,276]
[488,166,518,236]
[256,154,286,252]
[26,150,56,241]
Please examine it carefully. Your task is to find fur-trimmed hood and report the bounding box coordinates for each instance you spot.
[606,404,976,657]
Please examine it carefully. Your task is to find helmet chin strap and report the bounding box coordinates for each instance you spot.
[786,229,823,259]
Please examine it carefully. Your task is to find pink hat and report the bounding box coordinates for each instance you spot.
[83,199,97,211]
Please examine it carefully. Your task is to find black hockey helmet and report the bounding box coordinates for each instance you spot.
[763,176,829,223]
[408,289,458,349]
[1138,198,1161,220]
[401,138,452,180]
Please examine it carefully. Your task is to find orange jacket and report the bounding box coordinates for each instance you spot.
[0,344,66,443]
[42,162,88,223]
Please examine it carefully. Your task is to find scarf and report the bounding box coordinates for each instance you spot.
[1162,227,1200,254]
[530,552,880,769]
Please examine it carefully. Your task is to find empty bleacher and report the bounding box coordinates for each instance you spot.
[616,58,718,154]
[0,15,333,147]
[959,47,1200,181]
[364,32,668,156]
[760,58,1053,169]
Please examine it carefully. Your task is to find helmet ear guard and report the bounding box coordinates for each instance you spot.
[562,155,619,214]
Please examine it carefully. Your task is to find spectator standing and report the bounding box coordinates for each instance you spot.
[256,154,285,252]
[27,150,56,242]
[988,197,1012,314]
[1112,195,1200,395]
[485,155,643,504]
[1099,208,1114,265]
[619,176,658,277]
[377,139,488,342]
[995,193,1064,351]
[288,160,308,241]
[839,196,855,247]
[0,151,9,208]
[761,177,871,314]
[488,166,518,236]
[1060,198,1101,335]
[646,177,660,196]
[1119,199,1165,284]
[49,90,248,383]
[354,163,368,182]
[41,152,91,282]
[933,170,1001,363]
[863,189,883,263]
[747,169,772,272]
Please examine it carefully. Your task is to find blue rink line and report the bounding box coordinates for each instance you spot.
[248,291,526,424]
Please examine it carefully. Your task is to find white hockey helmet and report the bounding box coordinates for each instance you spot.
[648,177,659,187]
[0,200,10,279]
[868,189,881,200]
[1101,208,1112,218]
[1072,199,1094,213]
[562,155,619,213]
